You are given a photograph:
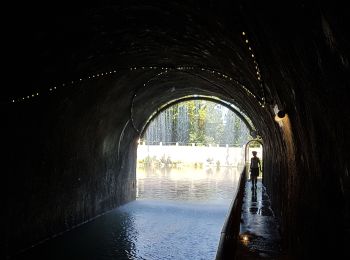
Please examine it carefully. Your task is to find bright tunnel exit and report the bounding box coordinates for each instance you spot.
[132,98,259,259]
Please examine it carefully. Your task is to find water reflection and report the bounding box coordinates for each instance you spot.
[13,207,138,260]
[131,166,242,259]
[249,188,258,214]
[13,166,242,260]
[137,166,240,203]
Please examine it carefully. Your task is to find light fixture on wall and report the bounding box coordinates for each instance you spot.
[274,104,286,122]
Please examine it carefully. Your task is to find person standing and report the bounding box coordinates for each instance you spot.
[250,151,261,189]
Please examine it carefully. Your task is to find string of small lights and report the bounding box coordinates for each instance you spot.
[9,33,266,108]
[241,31,266,108]
[9,65,265,105]
[129,66,264,133]
[130,69,170,134]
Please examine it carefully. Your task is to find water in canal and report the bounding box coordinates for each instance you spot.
[13,166,241,260]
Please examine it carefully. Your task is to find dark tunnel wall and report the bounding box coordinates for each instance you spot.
[6,74,140,255]
[4,1,350,258]
[241,3,350,257]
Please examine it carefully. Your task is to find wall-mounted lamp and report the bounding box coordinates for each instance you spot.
[277,110,286,118]
[273,105,286,122]
[275,111,286,122]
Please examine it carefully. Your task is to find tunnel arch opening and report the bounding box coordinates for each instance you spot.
[117,69,272,208]
[133,96,263,257]
[128,67,267,140]
[134,96,261,186]
[133,94,261,170]
[139,94,257,139]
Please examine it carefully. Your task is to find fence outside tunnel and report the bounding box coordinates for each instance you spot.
[137,142,262,167]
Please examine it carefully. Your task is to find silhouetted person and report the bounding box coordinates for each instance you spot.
[250,151,261,189]
[251,187,257,202]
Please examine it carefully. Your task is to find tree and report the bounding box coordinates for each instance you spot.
[143,99,251,146]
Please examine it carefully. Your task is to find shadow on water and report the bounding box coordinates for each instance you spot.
[12,208,137,260]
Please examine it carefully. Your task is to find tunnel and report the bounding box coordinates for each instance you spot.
[4,1,349,259]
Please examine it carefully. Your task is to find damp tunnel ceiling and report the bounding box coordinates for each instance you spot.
[7,1,349,136]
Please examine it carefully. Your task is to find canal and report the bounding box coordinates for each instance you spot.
[13,166,242,260]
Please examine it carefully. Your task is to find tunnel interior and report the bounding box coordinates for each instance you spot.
[4,1,349,258]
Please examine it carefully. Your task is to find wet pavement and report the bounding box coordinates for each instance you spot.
[235,179,287,259]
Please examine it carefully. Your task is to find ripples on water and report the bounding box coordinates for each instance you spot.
[137,167,240,203]
[13,167,241,260]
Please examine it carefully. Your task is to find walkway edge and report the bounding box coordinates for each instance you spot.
[216,167,247,260]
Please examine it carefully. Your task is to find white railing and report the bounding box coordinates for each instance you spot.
[137,143,262,167]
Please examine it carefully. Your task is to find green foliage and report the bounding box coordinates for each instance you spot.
[144,100,251,146]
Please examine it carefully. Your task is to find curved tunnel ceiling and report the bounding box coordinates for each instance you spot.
[8,1,272,141]
[10,4,264,93]
[130,68,262,136]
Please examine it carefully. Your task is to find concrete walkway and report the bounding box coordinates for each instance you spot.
[235,179,286,259]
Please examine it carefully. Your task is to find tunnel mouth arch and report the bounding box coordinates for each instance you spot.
[124,73,268,188]
[134,95,262,181]
[127,67,266,143]
[138,94,257,139]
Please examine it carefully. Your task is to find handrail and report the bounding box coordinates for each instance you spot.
[215,166,247,260]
